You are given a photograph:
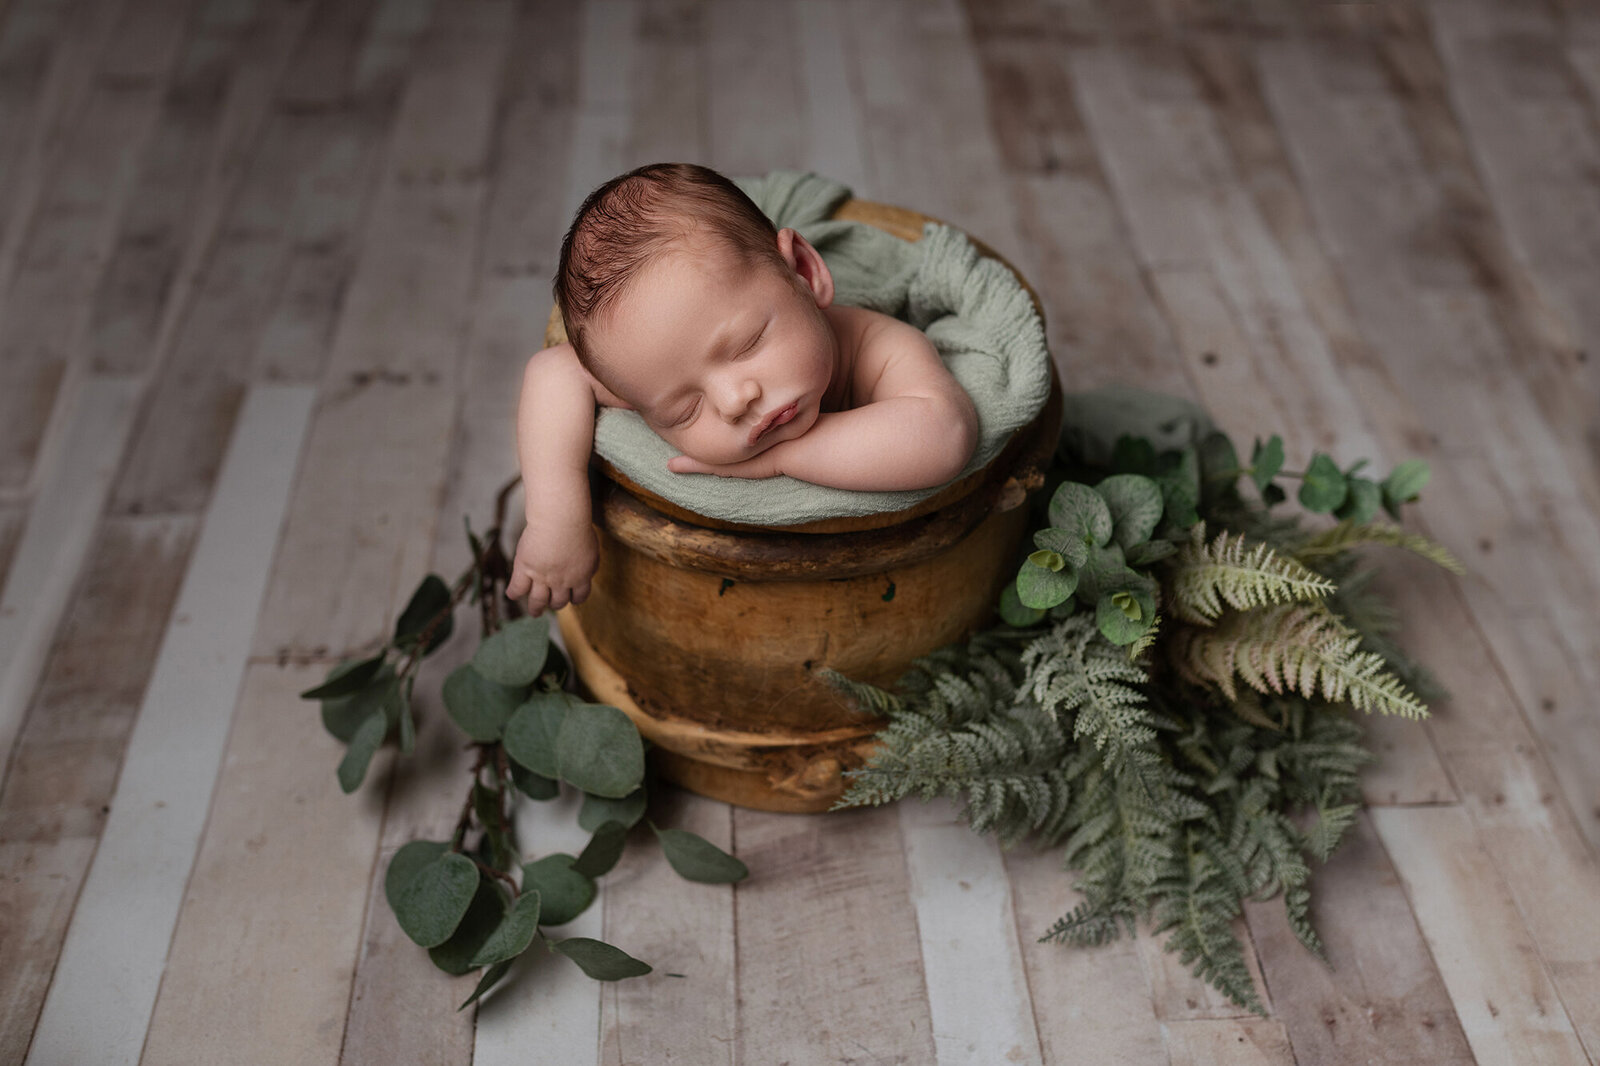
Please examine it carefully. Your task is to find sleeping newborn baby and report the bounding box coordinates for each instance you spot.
[507,162,979,615]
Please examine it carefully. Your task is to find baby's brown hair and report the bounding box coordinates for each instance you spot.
[555,163,785,367]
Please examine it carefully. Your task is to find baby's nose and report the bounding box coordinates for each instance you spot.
[716,376,761,421]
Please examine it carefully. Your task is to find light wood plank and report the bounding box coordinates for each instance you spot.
[0,514,196,1065]
[1372,805,1592,1066]
[1255,31,1600,852]
[136,663,390,1066]
[624,0,703,169]
[0,838,98,1065]
[0,0,124,304]
[597,791,735,1066]
[24,384,314,1066]
[0,377,141,790]
[249,0,509,662]
[1425,0,1600,459]
[1002,845,1168,1064]
[87,0,313,377]
[108,1,404,517]
[473,788,606,1066]
[849,0,1027,255]
[795,0,871,193]
[1164,1017,1296,1066]
[1378,550,1600,1057]
[899,798,1043,1065]
[733,805,938,1063]
[0,504,22,587]
[706,0,801,175]
[0,0,195,492]
[1242,813,1474,1065]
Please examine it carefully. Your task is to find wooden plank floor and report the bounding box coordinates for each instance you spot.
[2,0,1598,1062]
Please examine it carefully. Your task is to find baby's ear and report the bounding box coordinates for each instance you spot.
[777,228,834,309]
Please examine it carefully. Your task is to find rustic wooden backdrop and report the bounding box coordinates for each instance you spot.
[2,0,1599,1063]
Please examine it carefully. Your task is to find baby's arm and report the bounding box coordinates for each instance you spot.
[670,315,979,491]
[506,342,615,614]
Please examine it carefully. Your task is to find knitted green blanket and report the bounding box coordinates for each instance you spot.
[591,170,1053,526]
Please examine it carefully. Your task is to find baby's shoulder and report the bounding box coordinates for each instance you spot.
[830,304,930,362]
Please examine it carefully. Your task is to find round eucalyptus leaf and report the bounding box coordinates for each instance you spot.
[1250,435,1285,492]
[1096,585,1157,646]
[654,826,749,884]
[1382,459,1430,505]
[510,761,560,801]
[472,615,550,687]
[503,690,573,780]
[1298,453,1348,514]
[392,851,479,948]
[319,666,397,743]
[469,888,542,968]
[428,877,506,975]
[1197,430,1241,498]
[1031,527,1090,569]
[556,703,645,798]
[1095,474,1164,550]
[385,840,450,909]
[1156,448,1201,530]
[337,709,390,794]
[394,574,453,653]
[301,654,386,701]
[1125,539,1177,567]
[442,664,524,742]
[458,958,513,1011]
[551,937,652,981]
[1335,476,1382,525]
[1027,549,1064,572]
[1016,559,1077,610]
[997,584,1045,628]
[579,788,647,832]
[572,820,628,879]
[1046,481,1114,547]
[1074,542,1127,605]
[522,854,597,925]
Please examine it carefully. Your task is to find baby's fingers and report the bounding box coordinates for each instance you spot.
[667,455,709,475]
[506,568,531,600]
[523,583,553,616]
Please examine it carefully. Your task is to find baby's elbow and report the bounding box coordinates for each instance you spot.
[934,395,980,483]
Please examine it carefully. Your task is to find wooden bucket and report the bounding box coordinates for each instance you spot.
[549,199,1061,812]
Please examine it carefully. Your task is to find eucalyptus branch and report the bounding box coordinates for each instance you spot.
[472,855,521,898]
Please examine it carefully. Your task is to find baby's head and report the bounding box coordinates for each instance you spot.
[556,163,840,465]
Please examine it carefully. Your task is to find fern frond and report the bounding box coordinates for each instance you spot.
[1302,801,1360,863]
[1149,837,1264,1015]
[1039,898,1133,947]
[1127,614,1161,662]
[1170,523,1337,625]
[1283,884,1325,960]
[1292,519,1465,574]
[816,668,902,718]
[1170,603,1429,717]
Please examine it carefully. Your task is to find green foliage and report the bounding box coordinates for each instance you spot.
[839,424,1450,1013]
[551,937,653,980]
[300,493,748,1010]
[653,825,750,883]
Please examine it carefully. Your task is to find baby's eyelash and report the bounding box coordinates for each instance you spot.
[735,325,766,358]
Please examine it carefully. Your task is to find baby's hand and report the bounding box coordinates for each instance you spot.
[667,450,784,480]
[506,514,598,616]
